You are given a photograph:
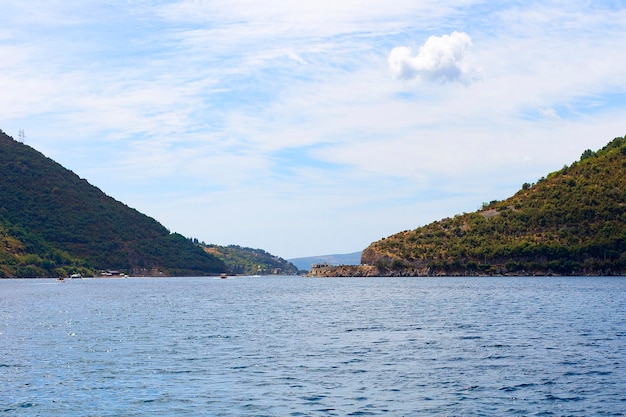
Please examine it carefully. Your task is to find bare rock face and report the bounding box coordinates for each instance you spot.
[360,247,379,266]
[328,265,381,277]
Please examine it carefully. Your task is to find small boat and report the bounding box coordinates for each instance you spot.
[69,273,82,279]
[57,277,65,282]
[220,273,227,279]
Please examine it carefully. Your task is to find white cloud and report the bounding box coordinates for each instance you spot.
[388,31,476,83]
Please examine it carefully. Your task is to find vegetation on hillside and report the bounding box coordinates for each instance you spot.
[361,136,626,276]
[0,130,225,277]
[0,220,92,278]
[201,244,299,275]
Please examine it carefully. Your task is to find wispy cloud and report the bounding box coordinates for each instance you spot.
[2,1,626,257]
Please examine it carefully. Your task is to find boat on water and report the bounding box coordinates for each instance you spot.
[220,273,227,279]
[69,273,82,279]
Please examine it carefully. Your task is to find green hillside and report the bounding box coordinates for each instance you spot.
[360,135,626,276]
[0,130,225,277]
[202,244,299,275]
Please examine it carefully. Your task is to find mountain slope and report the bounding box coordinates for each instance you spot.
[202,244,299,275]
[357,135,626,276]
[0,130,225,277]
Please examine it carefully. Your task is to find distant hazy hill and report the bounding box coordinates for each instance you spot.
[289,252,362,271]
[202,244,298,275]
[316,135,626,277]
[0,130,225,277]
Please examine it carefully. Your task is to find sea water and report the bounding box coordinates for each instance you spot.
[1,276,624,416]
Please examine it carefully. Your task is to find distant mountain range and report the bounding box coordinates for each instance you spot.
[289,251,362,271]
[315,135,626,277]
[6,127,625,278]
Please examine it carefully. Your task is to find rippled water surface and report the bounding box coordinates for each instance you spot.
[1,276,625,416]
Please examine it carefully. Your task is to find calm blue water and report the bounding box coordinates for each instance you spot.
[1,276,624,416]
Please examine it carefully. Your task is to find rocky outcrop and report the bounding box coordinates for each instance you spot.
[307,265,381,277]
[308,264,440,277]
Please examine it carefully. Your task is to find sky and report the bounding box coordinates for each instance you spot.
[2,1,626,259]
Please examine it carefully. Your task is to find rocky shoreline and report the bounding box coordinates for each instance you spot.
[308,264,625,277]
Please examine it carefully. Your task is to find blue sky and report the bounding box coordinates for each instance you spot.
[2,1,626,259]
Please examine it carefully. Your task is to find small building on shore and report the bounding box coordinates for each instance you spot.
[309,262,335,276]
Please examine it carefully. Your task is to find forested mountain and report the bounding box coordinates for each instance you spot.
[0,130,225,277]
[202,244,299,275]
[357,135,626,276]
